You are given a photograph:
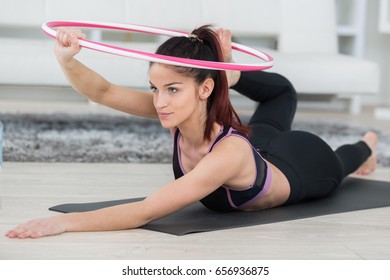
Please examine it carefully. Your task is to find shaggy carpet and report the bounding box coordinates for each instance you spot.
[1,113,389,167]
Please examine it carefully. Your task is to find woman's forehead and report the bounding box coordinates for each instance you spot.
[149,64,192,84]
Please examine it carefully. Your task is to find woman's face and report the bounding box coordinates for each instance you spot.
[149,64,205,129]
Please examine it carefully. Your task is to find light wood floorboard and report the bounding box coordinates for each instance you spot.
[1,162,389,260]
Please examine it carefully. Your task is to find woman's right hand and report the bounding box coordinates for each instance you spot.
[54,27,87,65]
[5,215,68,239]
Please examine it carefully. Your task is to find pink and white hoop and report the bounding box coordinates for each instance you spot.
[42,20,274,71]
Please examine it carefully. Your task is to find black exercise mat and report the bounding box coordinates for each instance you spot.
[49,177,390,235]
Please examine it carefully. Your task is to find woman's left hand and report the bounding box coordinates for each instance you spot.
[216,28,241,87]
[5,215,67,239]
[216,28,233,63]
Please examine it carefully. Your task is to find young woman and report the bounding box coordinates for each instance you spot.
[6,26,377,239]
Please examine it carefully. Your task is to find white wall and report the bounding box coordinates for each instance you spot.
[0,0,388,105]
[365,0,390,104]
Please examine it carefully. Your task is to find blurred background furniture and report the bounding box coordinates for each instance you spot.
[0,0,380,114]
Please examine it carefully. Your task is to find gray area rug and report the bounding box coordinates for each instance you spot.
[1,113,389,167]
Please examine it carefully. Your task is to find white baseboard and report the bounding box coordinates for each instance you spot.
[374,107,390,120]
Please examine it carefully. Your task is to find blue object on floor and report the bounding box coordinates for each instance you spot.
[0,121,3,169]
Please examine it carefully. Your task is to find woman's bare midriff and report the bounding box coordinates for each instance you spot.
[241,161,291,211]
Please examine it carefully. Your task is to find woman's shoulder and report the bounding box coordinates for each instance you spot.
[211,129,253,158]
[211,125,251,149]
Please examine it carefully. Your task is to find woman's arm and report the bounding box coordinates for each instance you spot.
[55,28,157,118]
[5,138,249,239]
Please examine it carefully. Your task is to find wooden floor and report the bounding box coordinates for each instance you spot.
[1,99,390,260]
[0,162,389,260]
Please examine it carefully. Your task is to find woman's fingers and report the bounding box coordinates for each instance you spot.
[55,28,86,62]
[5,216,66,239]
[6,224,31,238]
[216,28,233,62]
[56,27,86,47]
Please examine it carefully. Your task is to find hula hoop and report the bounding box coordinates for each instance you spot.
[42,20,274,71]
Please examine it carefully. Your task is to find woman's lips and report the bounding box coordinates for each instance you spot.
[158,112,172,119]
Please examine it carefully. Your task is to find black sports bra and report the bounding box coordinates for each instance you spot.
[172,125,272,212]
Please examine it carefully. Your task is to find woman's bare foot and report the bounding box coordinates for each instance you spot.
[354,131,378,175]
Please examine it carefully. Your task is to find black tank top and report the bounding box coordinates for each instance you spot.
[172,125,272,212]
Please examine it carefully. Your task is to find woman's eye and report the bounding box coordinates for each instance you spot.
[168,87,178,93]
[150,85,158,92]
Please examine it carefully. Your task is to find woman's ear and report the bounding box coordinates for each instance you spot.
[198,78,215,100]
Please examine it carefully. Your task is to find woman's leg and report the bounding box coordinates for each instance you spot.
[231,71,297,132]
[335,131,377,176]
[233,71,378,204]
[279,131,377,204]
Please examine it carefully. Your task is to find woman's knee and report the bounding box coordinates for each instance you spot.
[275,73,297,103]
[281,76,297,116]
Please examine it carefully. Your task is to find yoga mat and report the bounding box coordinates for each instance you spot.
[49,177,390,235]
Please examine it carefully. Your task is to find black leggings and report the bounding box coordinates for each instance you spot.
[232,71,372,205]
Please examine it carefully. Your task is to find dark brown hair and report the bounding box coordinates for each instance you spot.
[150,25,250,140]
